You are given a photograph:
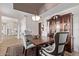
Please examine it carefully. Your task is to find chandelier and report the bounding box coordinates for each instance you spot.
[32,15,40,21]
[32,9,40,21]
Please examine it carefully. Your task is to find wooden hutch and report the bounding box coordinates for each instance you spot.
[47,13,73,52]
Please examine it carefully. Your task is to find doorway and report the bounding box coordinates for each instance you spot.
[38,23,41,38]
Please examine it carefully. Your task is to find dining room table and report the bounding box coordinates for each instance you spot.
[30,36,54,56]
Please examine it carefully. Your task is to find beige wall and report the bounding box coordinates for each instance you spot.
[20,16,38,36]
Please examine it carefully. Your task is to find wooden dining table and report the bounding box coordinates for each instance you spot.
[30,37,54,56]
[31,37,54,46]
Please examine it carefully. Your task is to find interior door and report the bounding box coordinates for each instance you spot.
[38,23,41,38]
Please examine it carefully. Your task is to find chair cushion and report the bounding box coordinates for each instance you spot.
[42,43,55,53]
[26,44,35,49]
[40,50,54,56]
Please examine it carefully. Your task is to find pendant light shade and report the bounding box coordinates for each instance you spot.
[32,15,40,21]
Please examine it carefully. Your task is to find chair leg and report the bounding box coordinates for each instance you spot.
[24,49,27,56]
[23,46,27,56]
[23,46,25,54]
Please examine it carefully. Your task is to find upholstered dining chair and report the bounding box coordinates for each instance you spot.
[23,35,35,55]
[39,32,68,56]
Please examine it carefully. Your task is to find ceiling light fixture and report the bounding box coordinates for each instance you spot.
[32,8,40,21]
[32,15,40,21]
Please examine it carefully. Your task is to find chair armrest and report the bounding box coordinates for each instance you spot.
[41,43,55,53]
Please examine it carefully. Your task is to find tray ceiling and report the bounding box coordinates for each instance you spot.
[13,3,59,15]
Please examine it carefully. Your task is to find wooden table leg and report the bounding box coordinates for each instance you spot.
[36,45,41,56]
